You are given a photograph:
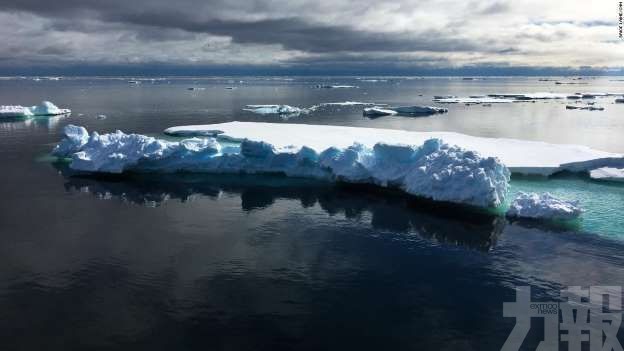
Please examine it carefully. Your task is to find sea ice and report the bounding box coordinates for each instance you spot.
[0,101,70,118]
[433,97,515,104]
[589,167,624,182]
[314,85,358,89]
[53,125,511,208]
[506,192,582,220]
[164,122,622,176]
[565,105,605,111]
[243,105,307,116]
[390,106,448,115]
[363,107,397,117]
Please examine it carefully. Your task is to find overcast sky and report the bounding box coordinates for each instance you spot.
[0,0,622,75]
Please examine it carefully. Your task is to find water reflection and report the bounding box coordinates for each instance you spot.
[0,113,70,133]
[56,166,505,251]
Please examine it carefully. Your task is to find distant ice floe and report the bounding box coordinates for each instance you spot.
[506,192,583,220]
[433,97,515,104]
[243,101,382,117]
[363,105,447,117]
[363,107,397,117]
[164,122,623,177]
[0,101,71,118]
[187,87,206,91]
[53,124,510,208]
[314,84,358,89]
[565,105,604,111]
[590,167,624,182]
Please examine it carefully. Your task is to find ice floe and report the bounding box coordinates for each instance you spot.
[0,101,71,118]
[53,125,510,208]
[391,106,448,115]
[243,105,306,116]
[243,101,383,117]
[363,107,397,117]
[433,97,515,104]
[506,192,583,220]
[314,85,358,89]
[589,167,624,182]
[565,105,604,111]
[164,122,622,176]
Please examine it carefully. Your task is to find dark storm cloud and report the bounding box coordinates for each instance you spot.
[0,0,481,53]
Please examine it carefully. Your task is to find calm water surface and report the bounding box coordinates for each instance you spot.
[1,77,624,350]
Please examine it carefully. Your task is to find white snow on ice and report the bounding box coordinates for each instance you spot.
[164,122,623,176]
[0,101,70,118]
[506,192,583,220]
[53,125,511,208]
[589,167,624,182]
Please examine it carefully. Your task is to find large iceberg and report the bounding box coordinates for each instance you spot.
[164,122,622,176]
[506,192,582,220]
[0,101,70,118]
[53,125,511,208]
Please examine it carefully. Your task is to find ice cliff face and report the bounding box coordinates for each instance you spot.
[53,125,511,208]
[506,192,582,220]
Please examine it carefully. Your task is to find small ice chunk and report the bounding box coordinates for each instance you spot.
[506,192,582,220]
[589,167,624,182]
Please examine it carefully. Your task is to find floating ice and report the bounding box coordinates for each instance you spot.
[565,105,604,111]
[589,167,624,182]
[53,125,511,208]
[187,87,205,91]
[164,122,622,176]
[506,192,582,220]
[314,85,358,89]
[243,105,306,116]
[0,101,70,118]
[363,107,397,117]
[433,97,514,104]
[391,106,448,115]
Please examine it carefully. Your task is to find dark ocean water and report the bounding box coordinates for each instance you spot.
[1,76,624,350]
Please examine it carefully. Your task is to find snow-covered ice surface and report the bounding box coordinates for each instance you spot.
[590,167,624,182]
[506,192,583,220]
[164,122,622,176]
[0,101,70,118]
[53,125,511,208]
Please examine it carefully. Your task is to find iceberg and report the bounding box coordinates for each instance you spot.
[0,101,70,118]
[164,122,622,176]
[53,125,510,208]
[506,192,582,220]
[589,167,624,182]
